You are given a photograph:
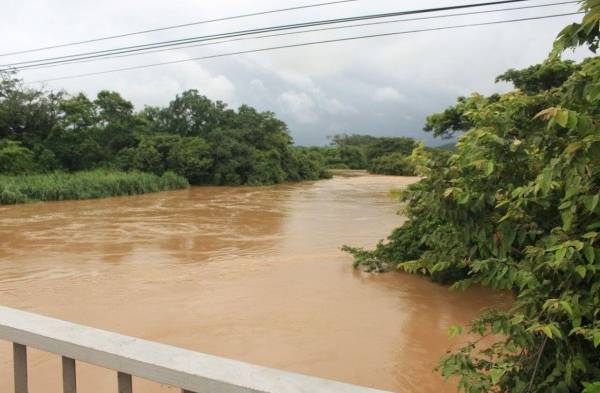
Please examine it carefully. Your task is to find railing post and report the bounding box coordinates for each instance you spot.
[118,372,132,393]
[62,356,77,393]
[13,343,28,393]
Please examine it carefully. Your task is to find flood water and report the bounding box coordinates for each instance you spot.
[0,172,508,393]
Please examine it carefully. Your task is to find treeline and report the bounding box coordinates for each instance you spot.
[345,2,600,391]
[301,133,438,176]
[0,74,330,197]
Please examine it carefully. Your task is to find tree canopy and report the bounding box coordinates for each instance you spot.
[0,76,329,185]
[346,1,600,392]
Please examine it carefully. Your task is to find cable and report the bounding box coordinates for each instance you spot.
[0,0,362,58]
[1,0,534,69]
[26,12,582,85]
[13,1,580,73]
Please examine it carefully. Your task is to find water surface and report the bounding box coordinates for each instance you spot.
[0,172,507,393]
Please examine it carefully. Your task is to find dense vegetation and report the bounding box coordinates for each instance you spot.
[0,170,188,204]
[304,133,421,175]
[0,75,331,203]
[346,2,600,392]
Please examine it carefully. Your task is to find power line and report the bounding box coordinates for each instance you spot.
[1,0,534,70]
[0,0,362,58]
[13,1,580,73]
[26,12,582,85]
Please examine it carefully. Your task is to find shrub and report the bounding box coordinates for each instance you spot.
[345,3,600,391]
[368,152,415,176]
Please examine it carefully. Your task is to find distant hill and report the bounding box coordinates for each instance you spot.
[435,142,457,152]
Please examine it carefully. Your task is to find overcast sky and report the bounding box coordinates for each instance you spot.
[1,0,591,145]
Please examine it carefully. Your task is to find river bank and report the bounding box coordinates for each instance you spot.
[0,170,189,205]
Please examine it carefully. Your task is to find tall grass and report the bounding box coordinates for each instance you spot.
[0,170,189,205]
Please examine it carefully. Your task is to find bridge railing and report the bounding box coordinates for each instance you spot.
[0,305,395,393]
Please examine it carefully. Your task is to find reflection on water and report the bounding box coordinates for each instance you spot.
[0,172,508,393]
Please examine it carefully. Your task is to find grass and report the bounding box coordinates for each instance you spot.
[0,170,189,205]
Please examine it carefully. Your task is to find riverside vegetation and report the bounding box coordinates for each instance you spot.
[302,133,452,176]
[0,69,432,204]
[346,2,600,392]
[0,78,333,204]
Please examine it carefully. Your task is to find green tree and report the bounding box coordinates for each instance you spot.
[160,90,230,137]
[0,73,61,146]
[166,137,213,184]
[0,140,36,174]
[495,60,581,95]
[94,90,139,154]
[346,2,600,391]
[364,137,416,162]
[368,151,415,176]
[46,93,105,171]
[339,145,367,169]
[0,73,329,186]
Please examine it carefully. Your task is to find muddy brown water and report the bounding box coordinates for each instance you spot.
[0,172,509,393]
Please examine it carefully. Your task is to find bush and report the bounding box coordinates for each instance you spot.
[345,4,600,391]
[368,152,415,176]
[0,140,36,174]
[166,137,213,184]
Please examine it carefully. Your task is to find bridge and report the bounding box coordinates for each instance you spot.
[0,305,395,393]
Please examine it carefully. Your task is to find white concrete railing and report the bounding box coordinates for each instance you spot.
[0,305,396,393]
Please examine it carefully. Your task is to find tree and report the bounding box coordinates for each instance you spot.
[495,60,581,95]
[339,145,367,169]
[46,93,105,171]
[346,2,600,391]
[166,137,213,184]
[0,140,36,174]
[0,73,329,185]
[368,151,415,176]
[94,90,139,153]
[364,137,416,162]
[160,90,230,137]
[0,72,61,145]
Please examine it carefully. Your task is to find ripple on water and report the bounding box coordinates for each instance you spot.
[0,173,510,393]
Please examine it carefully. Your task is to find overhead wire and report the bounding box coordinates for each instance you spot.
[0,0,362,57]
[1,0,536,70]
[11,1,580,73]
[26,12,583,85]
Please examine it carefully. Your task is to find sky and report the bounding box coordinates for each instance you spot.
[0,0,592,146]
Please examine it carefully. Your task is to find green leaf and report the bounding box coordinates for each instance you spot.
[541,325,553,339]
[538,167,553,195]
[584,194,599,213]
[485,161,495,176]
[550,325,563,340]
[559,301,573,317]
[567,111,578,129]
[562,209,575,231]
[448,324,464,338]
[584,246,595,264]
[556,246,568,263]
[511,314,525,325]
[583,382,600,393]
[555,109,569,127]
[576,265,587,279]
[490,368,505,384]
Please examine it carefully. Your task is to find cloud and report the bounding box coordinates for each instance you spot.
[2,0,591,146]
[373,87,406,103]
[278,91,318,124]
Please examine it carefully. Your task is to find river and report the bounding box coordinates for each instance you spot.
[0,172,508,393]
